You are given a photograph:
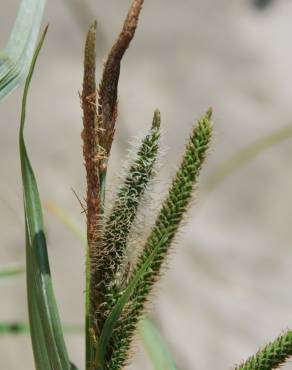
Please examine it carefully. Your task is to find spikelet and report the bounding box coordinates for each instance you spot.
[97,0,144,160]
[235,329,292,370]
[106,110,213,369]
[81,20,99,247]
[90,111,161,338]
[81,20,100,369]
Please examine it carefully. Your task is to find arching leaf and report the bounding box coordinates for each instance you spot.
[0,0,46,100]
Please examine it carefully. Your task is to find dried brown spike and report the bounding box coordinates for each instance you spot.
[81,20,100,246]
[97,0,144,158]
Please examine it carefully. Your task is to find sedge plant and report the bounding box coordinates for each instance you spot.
[11,0,292,369]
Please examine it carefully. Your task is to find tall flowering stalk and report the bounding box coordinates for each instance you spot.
[81,2,212,369]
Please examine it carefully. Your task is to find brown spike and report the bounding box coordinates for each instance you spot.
[97,0,144,159]
[81,20,100,247]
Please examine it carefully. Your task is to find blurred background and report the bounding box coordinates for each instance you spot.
[1,0,292,369]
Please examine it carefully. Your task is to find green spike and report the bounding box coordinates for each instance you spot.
[107,111,212,369]
[90,111,161,338]
[235,330,292,370]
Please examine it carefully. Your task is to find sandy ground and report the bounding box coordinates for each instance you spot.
[1,0,292,369]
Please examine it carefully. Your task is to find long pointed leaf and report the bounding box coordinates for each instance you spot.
[0,0,46,100]
[0,265,24,278]
[140,318,178,370]
[204,123,292,196]
[0,321,82,336]
[19,27,71,370]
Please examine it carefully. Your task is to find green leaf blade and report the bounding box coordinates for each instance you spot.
[140,317,178,370]
[0,322,29,335]
[204,123,292,196]
[0,265,24,278]
[0,0,46,100]
[19,27,71,370]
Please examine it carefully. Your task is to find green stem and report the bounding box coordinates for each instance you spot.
[85,246,91,369]
[88,165,107,368]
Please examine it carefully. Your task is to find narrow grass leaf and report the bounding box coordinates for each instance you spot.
[19,27,71,370]
[0,265,24,278]
[0,321,82,336]
[204,123,292,196]
[0,0,46,100]
[140,317,178,370]
[0,322,29,334]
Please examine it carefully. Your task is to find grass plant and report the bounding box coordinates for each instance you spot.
[1,1,292,370]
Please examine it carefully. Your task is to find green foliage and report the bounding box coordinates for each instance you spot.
[236,330,292,370]
[46,201,179,370]
[0,322,29,334]
[140,318,178,370]
[204,122,292,196]
[0,322,82,336]
[19,27,73,370]
[0,265,24,278]
[0,0,46,100]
